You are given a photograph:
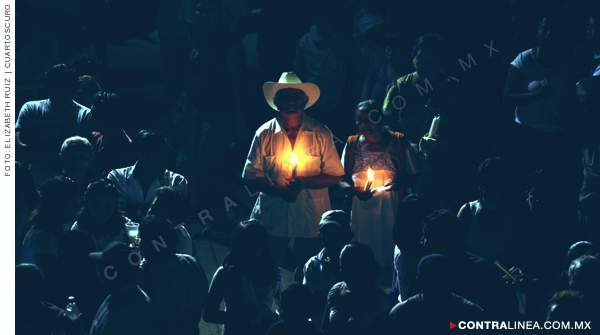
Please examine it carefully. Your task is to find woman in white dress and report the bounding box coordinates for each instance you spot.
[339,100,418,286]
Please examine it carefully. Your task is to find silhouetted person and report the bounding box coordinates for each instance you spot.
[71,180,129,251]
[88,242,154,335]
[568,255,600,322]
[21,176,79,280]
[16,64,92,187]
[503,12,582,201]
[59,136,101,199]
[137,215,208,335]
[204,220,284,335]
[406,209,519,320]
[147,186,194,255]
[46,230,107,331]
[458,156,530,266]
[87,92,135,176]
[382,34,470,213]
[293,2,368,140]
[16,162,40,264]
[107,130,187,222]
[388,254,485,335]
[392,194,432,302]
[544,291,586,335]
[327,242,392,335]
[266,283,325,335]
[303,210,354,328]
[539,241,598,322]
[16,264,65,335]
[578,9,600,245]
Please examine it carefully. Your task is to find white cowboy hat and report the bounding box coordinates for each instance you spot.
[262,72,320,110]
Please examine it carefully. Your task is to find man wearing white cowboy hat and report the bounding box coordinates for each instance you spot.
[242,72,345,281]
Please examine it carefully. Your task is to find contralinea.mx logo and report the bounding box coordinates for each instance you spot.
[450,321,591,330]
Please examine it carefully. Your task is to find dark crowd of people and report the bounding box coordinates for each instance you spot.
[14,0,600,334]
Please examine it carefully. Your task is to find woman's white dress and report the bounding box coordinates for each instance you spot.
[342,140,416,286]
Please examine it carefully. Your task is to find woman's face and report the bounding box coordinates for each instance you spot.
[341,259,371,289]
[356,110,383,137]
[537,18,562,48]
[413,49,442,77]
[87,193,117,224]
[239,233,264,265]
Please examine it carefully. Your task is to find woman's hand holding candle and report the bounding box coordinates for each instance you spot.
[353,187,374,201]
[364,168,374,191]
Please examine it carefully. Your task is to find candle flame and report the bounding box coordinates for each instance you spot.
[367,167,374,180]
[290,153,298,166]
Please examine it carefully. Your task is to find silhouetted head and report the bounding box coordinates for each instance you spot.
[43,64,78,105]
[319,210,354,256]
[280,284,316,326]
[132,130,171,176]
[91,91,125,131]
[139,215,179,261]
[61,136,94,178]
[224,220,280,284]
[421,209,466,256]
[416,254,452,295]
[91,241,141,293]
[148,186,191,225]
[16,264,44,308]
[412,34,446,77]
[568,255,600,303]
[340,242,379,291]
[477,156,511,204]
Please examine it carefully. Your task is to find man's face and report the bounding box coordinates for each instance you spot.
[588,16,599,47]
[47,84,77,106]
[196,0,220,29]
[137,146,169,176]
[320,224,350,255]
[273,89,308,115]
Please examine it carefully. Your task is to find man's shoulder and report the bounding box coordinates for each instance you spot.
[164,169,187,183]
[304,115,332,134]
[19,99,50,114]
[73,101,92,115]
[109,285,151,308]
[107,165,135,180]
[254,117,280,136]
[452,293,485,312]
[390,294,422,319]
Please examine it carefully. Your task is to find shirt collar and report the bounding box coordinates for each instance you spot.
[130,161,166,180]
[274,113,315,134]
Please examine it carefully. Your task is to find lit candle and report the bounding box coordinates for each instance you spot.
[364,167,374,191]
[428,115,440,138]
[290,153,298,179]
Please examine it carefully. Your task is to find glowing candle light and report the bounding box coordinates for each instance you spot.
[364,167,374,191]
[290,153,298,179]
[428,115,440,138]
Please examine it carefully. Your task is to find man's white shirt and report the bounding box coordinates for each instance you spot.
[243,114,344,238]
